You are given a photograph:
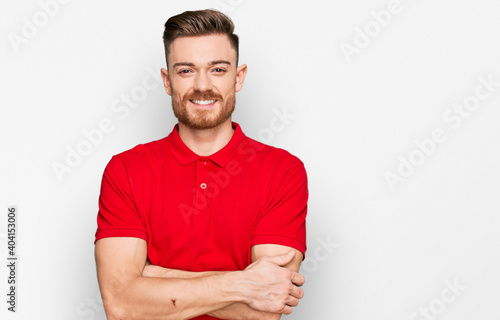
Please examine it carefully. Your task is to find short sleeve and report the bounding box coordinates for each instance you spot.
[95,156,147,243]
[251,158,308,258]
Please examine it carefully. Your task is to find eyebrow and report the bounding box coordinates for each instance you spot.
[209,60,231,66]
[172,60,231,68]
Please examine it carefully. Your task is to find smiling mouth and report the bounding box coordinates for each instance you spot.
[190,99,217,105]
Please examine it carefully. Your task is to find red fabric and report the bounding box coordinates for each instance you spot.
[95,122,308,320]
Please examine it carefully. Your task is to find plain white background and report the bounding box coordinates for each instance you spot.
[1,0,499,319]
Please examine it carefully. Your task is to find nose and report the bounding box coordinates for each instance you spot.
[193,72,213,92]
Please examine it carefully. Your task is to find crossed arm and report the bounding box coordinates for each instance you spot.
[95,237,305,320]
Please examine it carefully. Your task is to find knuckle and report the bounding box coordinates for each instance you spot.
[282,270,292,280]
[282,283,292,293]
[278,293,288,304]
[271,303,283,313]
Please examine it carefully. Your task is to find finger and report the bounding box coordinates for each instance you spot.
[289,285,304,299]
[265,251,295,267]
[286,296,300,307]
[290,272,305,286]
[280,305,293,315]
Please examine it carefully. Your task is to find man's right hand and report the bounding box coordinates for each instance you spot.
[240,251,305,315]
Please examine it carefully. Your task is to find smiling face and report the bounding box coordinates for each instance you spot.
[161,34,247,130]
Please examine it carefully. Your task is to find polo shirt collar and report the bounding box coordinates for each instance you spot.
[167,122,246,167]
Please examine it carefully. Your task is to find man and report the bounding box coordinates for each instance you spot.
[95,9,308,320]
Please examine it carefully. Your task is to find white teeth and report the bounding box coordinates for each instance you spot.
[191,99,216,105]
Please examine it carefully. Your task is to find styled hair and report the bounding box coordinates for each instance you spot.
[163,9,239,68]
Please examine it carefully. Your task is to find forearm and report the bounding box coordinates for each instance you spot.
[207,302,281,320]
[143,265,281,320]
[104,271,244,320]
[142,263,224,279]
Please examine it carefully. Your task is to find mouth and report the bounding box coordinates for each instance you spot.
[189,99,217,106]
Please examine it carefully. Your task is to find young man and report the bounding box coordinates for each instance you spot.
[95,9,308,320]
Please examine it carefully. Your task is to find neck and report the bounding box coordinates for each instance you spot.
[177,118,234,156]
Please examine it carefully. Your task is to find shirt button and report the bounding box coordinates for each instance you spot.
[200,183,207,189]
[203,161,207,165]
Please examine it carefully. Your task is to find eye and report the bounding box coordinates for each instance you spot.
[213,68,226,73]
[178,69,191,74]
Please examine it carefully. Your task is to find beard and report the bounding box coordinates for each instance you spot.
[171,89,235,130]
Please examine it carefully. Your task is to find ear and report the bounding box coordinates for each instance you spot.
[234,64,248,93]
[161,68,172,96]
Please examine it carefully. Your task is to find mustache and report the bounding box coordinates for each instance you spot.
[183,91,223,103]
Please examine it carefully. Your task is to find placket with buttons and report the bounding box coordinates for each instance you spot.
[193,157,210,217]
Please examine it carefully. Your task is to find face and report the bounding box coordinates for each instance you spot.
[161,34,247,130]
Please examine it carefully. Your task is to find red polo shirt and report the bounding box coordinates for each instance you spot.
[95,122,307,320]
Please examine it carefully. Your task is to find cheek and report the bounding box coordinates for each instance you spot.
[216,78,237,95]
[171,86,190,101]
[170,78,191,93]
[169,88,184,103]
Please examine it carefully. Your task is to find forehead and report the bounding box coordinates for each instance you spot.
[168,34,236,66]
